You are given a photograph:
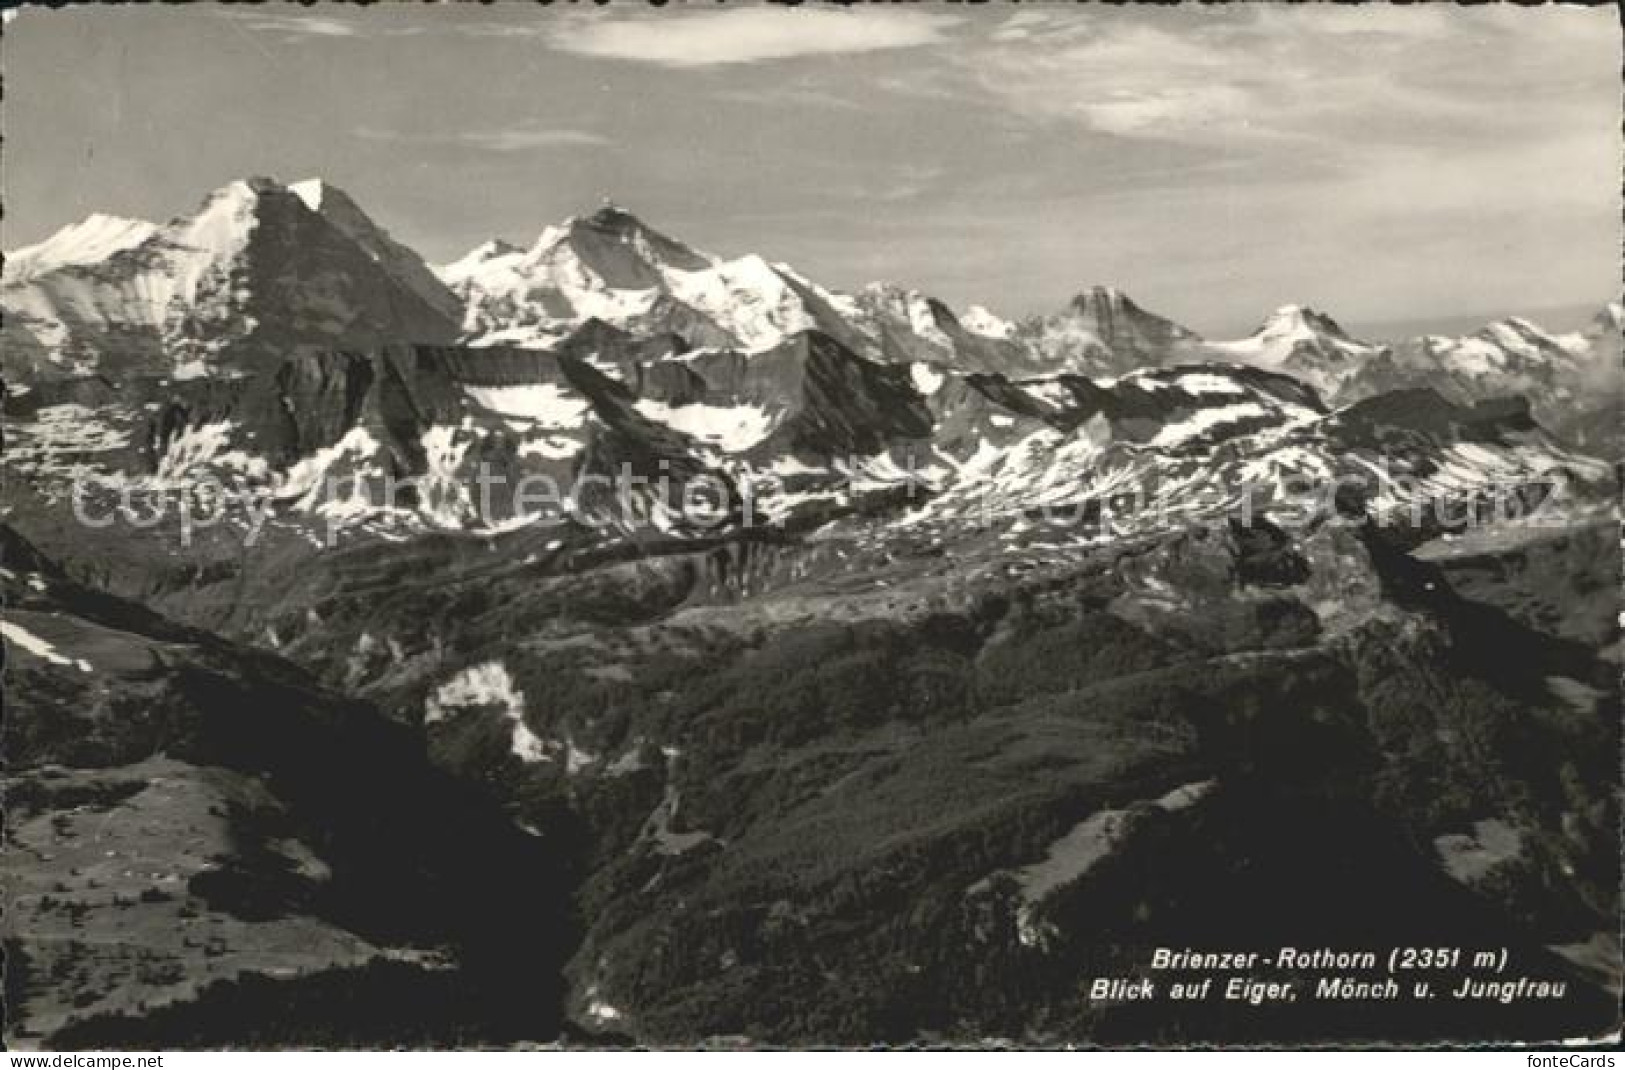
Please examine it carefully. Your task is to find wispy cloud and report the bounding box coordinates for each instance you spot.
[460,129,611,153]
[544,7,962,67]
[455,22,552,40]
[240,13,362,38]
[355,126,611,154]
[233,11,424,40]
[818,163,950,206]
[708,83,868,113]
[958,6,1615,152]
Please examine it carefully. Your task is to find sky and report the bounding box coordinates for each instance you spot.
[3,2,1619,336]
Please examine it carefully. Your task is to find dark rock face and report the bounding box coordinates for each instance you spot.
[683,333,937,462]
[229,182,462,362]
[141,347,474,475]
[1326,389,1536,450]
[555,319,690,375]
[568,205,716,280]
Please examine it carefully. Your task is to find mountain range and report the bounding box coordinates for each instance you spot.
[3,177,1620,1047]
[6,178,1620,445]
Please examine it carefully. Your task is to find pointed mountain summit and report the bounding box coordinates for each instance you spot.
[439,204,876,355]
[1253,304,1355,342]
[288,177,462,322]
[568,203,715,273]
[1,176,459,380]
[437,205,1074,372]
[1206,303,1382,400]
[548,204,717,287]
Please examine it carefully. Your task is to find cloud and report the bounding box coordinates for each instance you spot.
[355,126,611,154]
[459,129,612,153]
[708,83,868,113]
[1074,84,1254,141]
[455,22,552,40]
[545,7,962,67]
[816,163,950,206]
[240,14,362,38]
[948,3,1620,172]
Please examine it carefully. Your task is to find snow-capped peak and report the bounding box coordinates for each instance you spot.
[288,177,369,217]
[1596,299,1624,334]
[562,205,716,274]
[436,239,526,285]
[1469,317,1574,363]
[175,180,265,264]
[1202,303,1377,401]
[1060,286,1201,344]
[2,212,158,285]
[1062,287,1195,340]
[574,203,647,237]
[1068,285,1131,311]
[2,174,462,379]
[438,203,868,352]
[853,282,958,351]
[962,304,1016,341]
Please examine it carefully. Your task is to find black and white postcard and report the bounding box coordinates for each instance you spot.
[2,1,1620,1051]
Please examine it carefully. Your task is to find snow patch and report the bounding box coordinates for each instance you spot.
[666,254,817,351]
[287,178,326,212]
[634,399,776,452]
[1169,372,1251,397]
[154,421,268,482]
[962,304,1016,340]
[910,362,946,396]
[425,661,551,763]
[277,427,383,506]
[1149,403,1271,449]
[465,384,589,429]
[517,434,582,461]
[419,426,473,528]
[1,620,93,672]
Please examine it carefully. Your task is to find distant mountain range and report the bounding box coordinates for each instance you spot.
[1355,304,1610,344]
[4,176,1617,546]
